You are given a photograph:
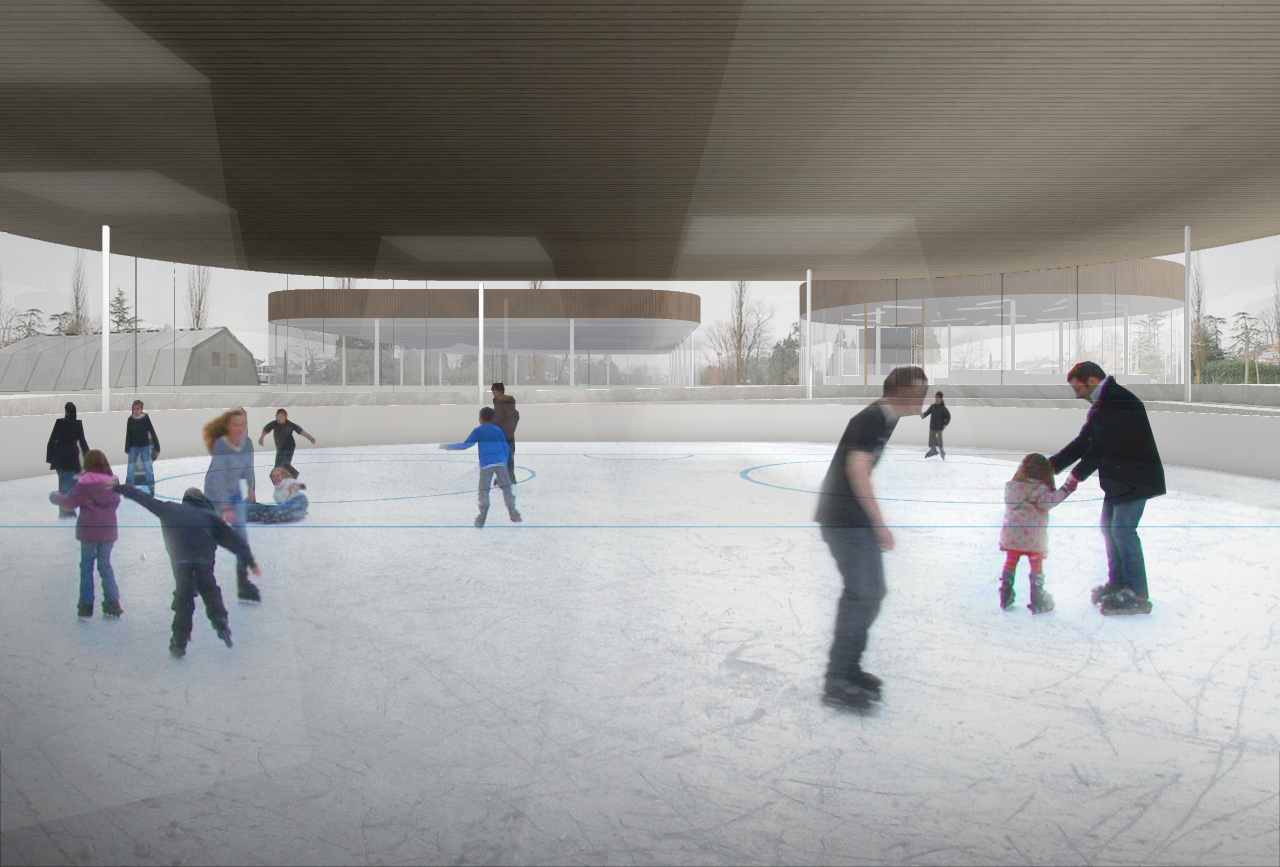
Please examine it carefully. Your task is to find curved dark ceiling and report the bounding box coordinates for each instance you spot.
[2,1,1278,281]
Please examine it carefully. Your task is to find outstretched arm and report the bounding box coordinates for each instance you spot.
[212,516,259,573]
[440,428,480,451]
[114,483,164,516]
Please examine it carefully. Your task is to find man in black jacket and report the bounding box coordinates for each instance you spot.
[1049,361,1165,615]
[116,485,262,657]
[921,391,951,459]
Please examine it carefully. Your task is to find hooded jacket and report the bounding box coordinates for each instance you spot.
[999,478,1072,555]
[49,471,121,543]
[492,394,519,439]
[116,485,256,567]
[47,416,89,472]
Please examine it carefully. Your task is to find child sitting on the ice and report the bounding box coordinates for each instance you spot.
[49,449,123,619]
[999,453,1076,614]
[115,484,262,658]
[439,406,520,527]
[246,464,309,524]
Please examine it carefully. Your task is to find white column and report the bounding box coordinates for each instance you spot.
[373,318,380,387]
[568,317,575,386]
[477,282,484,403]
[1184,225,1192,401]
[805,269,813,398]
[1009,299,1016,372]
[101,226,110,412]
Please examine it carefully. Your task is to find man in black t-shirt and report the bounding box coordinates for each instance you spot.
[258,409,317,468]
[816,366,929,711]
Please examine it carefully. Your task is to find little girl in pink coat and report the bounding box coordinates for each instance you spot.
[1000,453,1076,613]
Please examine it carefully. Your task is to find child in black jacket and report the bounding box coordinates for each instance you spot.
[116,485,262,658]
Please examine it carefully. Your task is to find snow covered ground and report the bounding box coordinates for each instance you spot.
[1,442,1277,866]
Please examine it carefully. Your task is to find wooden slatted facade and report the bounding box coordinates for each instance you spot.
[268,288,700,324]
[800,258,1184,316]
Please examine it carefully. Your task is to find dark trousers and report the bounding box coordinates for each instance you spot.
[491,438,514,481]
[822,526,886,680]
[926,429,944,455]
[274,442,295,468]
[171,558,228,642]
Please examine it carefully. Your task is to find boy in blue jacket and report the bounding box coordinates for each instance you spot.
[440,407,521,527]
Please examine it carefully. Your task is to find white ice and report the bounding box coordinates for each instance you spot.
[1,442,1277,866]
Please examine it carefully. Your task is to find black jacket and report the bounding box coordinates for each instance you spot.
[47,417,89,472]
[1049,377,1165,504]
[922,403,951,431]
[124,413,161,452]
[116,485,256,568]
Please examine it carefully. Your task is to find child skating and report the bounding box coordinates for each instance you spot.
[259,409,316,468]
[49,449,123,619]
[999,453,1077,613]
[247,464,309,524]
[439,407,521,527]
[115,484,261,658]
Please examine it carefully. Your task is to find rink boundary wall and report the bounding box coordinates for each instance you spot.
[2,401,1276,484]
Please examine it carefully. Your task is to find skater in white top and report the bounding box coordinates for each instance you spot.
[999,453,1077,613]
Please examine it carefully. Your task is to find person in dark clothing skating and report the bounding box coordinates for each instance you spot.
[490,383,519,482]
[124,399,161,495]
[47,402,90,518]
[116,484,262,658]
[258,408,316,468]
[920,391,951,459]
[1049,361,1165,615]
[815,366,929,711]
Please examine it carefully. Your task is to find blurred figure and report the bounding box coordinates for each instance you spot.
[491,383,520,482]
[998,453,1076,614]
[920,391,950,459]
[204,408,260,601]
[49,449,122,619]
[116,484,260,658]
[440,406,521,528]
[124,399,161,495]
[814,366,928,711]
[247,464,309,524]
[47,401,89,518]
[258,408,316,468]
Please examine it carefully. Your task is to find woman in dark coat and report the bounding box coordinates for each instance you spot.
[47,401,90,518]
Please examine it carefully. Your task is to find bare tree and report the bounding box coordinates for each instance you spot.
[186,265,211,329]
[704,280,774,385]
[1261,265,1280,355]
[68,250,89,335]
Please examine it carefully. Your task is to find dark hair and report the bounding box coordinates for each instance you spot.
[132,399,144,410]
[1014,453,1055,489]
[1067,361,1106,384]
[479,407,496,421]
[83,449,112,474]
[935,391,944,399]
[276,408,288,417]
[882,366,928,397]
[64,401,77,418]
[490,382,505,393]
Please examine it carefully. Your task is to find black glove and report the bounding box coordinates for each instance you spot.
[151,447,160,460]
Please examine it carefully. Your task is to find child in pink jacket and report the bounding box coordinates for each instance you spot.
[999,453,1076,614]
[49,449,123,619]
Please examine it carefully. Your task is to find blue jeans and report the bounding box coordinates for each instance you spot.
[80,541,119,605]
[126,446,155,493]
[228,494,250,571]
[56,471,78,515]
[1101,498,1148,598]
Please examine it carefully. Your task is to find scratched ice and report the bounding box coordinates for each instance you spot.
[1,443,1277,866]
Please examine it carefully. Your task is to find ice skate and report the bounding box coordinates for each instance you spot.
[236,565,261,602]
[169,637,187,658]
[77,602,93,618]
[509,509,522,523]
[1091,583,1121,605]
[215,625,233,648]
[822,677,875,711]
[474,507,488,528]
[102,600,123,618]
[1027,576,1054,614]
[1100,588,1152,616]
[849,669,883,700]
[999,574,1015,610]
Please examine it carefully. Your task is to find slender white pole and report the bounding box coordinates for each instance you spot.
[1184,225,1192,401]
[805,269,812,398]
[101,226,110,412]
[477,282,484,403]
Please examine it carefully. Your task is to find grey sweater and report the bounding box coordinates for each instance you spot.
[204,436,255,505]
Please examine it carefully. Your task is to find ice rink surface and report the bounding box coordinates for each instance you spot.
[1,442,1278,866]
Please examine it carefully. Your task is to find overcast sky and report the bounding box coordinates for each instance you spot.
[2,230,1277,361]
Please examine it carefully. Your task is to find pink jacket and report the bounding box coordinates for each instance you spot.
[49,472,121,543]
[999,478,1071,555]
